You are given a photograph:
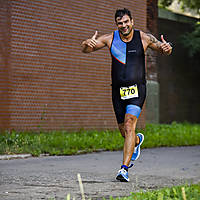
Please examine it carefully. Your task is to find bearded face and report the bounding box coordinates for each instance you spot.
[116,15,134,36]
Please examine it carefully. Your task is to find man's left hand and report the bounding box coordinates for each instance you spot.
[160,35,172,55]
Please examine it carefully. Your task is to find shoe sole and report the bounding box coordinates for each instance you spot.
[135,133,144,160]
[131,133,144,161]
[116,174,129,182]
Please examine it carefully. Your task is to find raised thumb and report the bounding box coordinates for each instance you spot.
[161,35,166,43]
[92,31,98,39]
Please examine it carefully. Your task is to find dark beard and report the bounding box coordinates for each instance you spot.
[120,27,133,36]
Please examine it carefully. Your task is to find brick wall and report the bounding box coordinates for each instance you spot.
[0,0,11,130]
[146,0,158,81]
[0,0,147,131]
[145,0,160,124]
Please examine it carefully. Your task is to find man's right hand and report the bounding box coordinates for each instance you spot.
[81,31,111,53]
[82,31,98,49]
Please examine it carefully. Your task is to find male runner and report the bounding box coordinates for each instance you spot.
[81,8,172,182]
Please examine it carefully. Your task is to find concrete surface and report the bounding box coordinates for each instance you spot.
[0,146,200,199]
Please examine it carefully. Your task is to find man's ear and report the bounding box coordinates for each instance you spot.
[131,19,134,25]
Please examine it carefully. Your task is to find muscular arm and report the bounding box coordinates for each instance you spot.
[81,31,112,53]
[146,33,162,52]
[141,31,172,55]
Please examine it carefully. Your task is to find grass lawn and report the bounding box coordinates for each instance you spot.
[0,122,199,156]
[108,183,200,200]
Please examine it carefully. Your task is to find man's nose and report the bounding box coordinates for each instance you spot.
[122,22,126,27]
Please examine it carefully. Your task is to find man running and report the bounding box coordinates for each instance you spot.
[81,8,172,182]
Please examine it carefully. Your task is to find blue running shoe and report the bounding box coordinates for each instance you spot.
[131,133,144,161]
[116,168,129,182]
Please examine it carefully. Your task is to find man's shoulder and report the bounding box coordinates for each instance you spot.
[139,30,150,42]
[138,30,145,37]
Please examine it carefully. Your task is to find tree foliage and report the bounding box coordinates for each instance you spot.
[159,0,200,13]
[159,0,173,8]
[180,0,200,12]
[181,22,200,57]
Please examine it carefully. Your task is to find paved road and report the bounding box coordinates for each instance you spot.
[0,146,200,200]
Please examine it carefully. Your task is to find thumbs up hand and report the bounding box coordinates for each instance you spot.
[83,31,98,49]
[92,31,98,40]
[160,35,172,55]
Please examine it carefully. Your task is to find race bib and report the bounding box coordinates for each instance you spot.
[120,84,139,100]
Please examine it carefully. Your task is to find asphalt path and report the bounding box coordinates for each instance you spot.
[0,146,200,200]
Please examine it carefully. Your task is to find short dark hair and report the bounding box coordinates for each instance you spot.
[115,8,132,22]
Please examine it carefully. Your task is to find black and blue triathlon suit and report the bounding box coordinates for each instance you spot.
[110,29,146,124]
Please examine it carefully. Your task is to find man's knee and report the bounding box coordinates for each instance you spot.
[124,114,137,134]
